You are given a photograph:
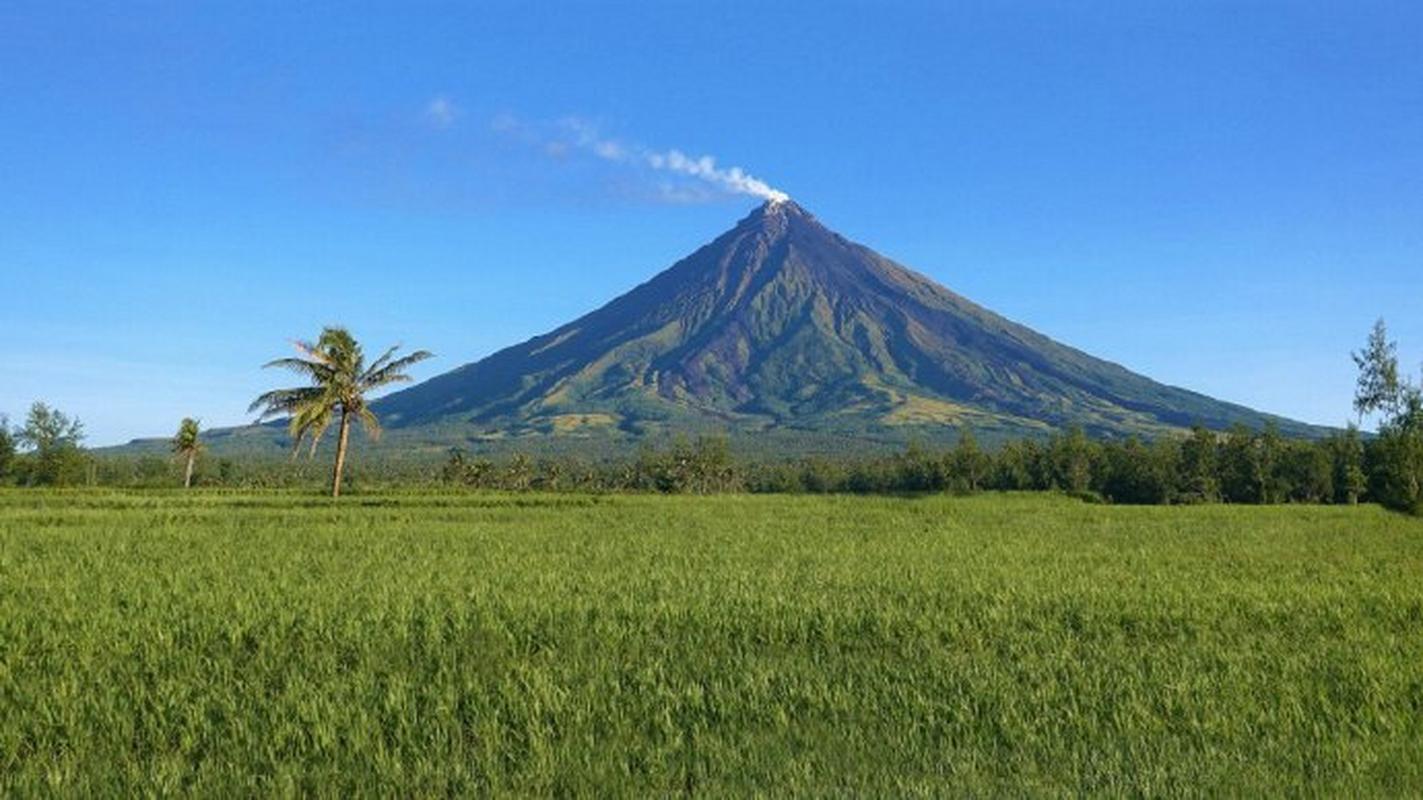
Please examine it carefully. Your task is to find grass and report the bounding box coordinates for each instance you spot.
[1,490,1421,795]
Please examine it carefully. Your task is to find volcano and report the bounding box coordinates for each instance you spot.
[368,200,1319,448]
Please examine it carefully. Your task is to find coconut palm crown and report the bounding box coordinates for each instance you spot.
[171,417,203,489]
[249,326,431,497]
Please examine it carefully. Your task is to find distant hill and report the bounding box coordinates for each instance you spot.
[121,199,1326,458]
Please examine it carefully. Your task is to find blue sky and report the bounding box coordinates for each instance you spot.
[2,2,1420,445]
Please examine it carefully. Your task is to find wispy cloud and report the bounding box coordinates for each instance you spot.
[424,96,459,129]
[497,113,789,204]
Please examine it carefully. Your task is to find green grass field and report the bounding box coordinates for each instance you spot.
[1,490,1420,795]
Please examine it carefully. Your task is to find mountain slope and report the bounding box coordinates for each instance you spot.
[372,200,1320,444]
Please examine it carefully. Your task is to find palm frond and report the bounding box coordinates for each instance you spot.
[362,350,434,389]
[299,419,330,459]
[287,397,334,453]
[364,345,402,378]
[290,338,331,363]
[356,406,382,441]
[248,386,326,417]
[261,357,332,379]
[285,417,328,460]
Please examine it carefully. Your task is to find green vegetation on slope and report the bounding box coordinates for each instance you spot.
[2,491,1420,794]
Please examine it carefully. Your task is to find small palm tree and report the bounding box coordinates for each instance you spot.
[249,327,431,497]
[171,417,203,489]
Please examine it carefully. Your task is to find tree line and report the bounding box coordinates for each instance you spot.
[2,320,1419,513]
[430,424,1372,507]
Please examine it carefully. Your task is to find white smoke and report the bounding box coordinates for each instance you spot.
[644,149,789,203]
[511,116,790,204]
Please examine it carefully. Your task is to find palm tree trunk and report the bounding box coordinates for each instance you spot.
[332,410,351,498]
[183,451,195,489]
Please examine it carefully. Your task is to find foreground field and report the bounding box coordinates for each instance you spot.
[1,491,1420,794]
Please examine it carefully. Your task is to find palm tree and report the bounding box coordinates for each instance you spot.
[171,417,203,488]
[249,327,431,497]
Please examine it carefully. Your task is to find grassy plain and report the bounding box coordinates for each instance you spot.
[1,490,1420,795]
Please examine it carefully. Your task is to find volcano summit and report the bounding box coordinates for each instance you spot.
[363,200,1317,450]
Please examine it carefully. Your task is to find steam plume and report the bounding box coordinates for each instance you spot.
[645,150,789,203]
[508,115,789,204]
